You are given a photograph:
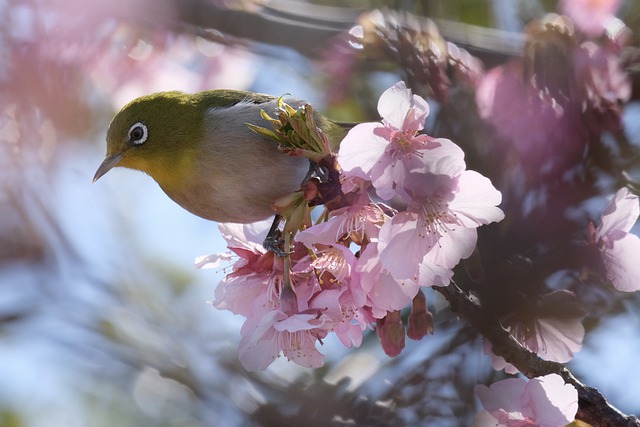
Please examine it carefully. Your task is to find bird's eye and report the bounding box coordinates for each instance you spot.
[128,122,148,145]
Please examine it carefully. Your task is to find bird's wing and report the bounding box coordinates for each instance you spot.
[199,89,277,109]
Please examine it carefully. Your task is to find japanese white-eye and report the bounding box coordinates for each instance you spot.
[93,90,349,223]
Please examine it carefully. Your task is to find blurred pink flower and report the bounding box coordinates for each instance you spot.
[560,0,620,36]
[476,61,584,175]
[473,374,578,427]
[476,15,629,178]
[590,187,640,292]
[338,81,440,201]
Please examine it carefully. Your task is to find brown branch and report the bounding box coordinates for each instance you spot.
[434,283,640,427]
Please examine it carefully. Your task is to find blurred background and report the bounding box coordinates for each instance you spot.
[1,0,640,426]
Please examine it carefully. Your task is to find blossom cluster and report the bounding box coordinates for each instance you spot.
[197,79,640,424]
[199,81,504,371]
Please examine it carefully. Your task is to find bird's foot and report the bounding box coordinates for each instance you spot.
[263,215,291,257]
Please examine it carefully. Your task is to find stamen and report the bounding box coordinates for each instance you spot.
[417,198,459,248]
[384,130,429,160]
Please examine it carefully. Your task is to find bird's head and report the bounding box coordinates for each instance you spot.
[93,91,203,185]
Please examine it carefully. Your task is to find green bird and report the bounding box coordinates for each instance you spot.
[93,90,350,223]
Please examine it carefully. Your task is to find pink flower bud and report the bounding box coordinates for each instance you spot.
[407,290,434,340]
[377,310,405,357]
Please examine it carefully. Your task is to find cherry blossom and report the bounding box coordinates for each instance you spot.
[238,307,327,371]
[590,187,640,292]
[295,192,386,246]
[357,242,421,318]
[198,221,331,370]
[378,169,504,284]
[485,291,585,373]
[338,80,441,201]
[473,374,578,427]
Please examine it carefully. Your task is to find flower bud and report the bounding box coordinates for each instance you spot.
[407,290,434,340]
[377,310,405,357]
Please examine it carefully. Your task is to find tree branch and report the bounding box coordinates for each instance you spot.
[434,283,640,427]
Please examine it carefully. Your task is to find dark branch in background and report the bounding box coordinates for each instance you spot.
[150,0,523,64]
[435,284,640,427]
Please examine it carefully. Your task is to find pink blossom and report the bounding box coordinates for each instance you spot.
[472,374,578,427]
[238,308,327,371]
[489,291,584,368]
[357,243,420,318]
[591,187,640,292]
[295,193,386,246]
[197,221,279,318]
[560,0,620,36]
[308,287,370,349]
[234,265,332,371]
[338,81,440,201]
[198,221,334,371]
[292,239,371,349]
[378,169,504,284]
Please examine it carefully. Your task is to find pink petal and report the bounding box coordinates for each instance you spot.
[338,122,389,178]
[357,243,418,316]
[451,171,505,227]
[417,255,455,288]
[606,233,640,291]
[238,310,287,371]
[425,227,478,270]
[470,410,502,427]
[517,316,584,363]
[522,374,578,426]
[598,187,640,239]
[378,212,431,280]
[377,81,428,130]
[296,218,344,246]
[475,378,527,413]
[273,313,323,333]
[219,220,270,251]
[281,332,325,368]
[403,94,430,130]
[418,138,466,177]
[213,275,270,317]
[369,154,415,201]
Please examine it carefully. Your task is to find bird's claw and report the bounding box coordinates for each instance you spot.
[263,214,292,257]
[263,230,291,257]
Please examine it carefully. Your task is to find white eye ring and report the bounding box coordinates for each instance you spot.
[128,122,148,145]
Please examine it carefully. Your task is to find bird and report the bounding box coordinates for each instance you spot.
[93,90,351,224]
